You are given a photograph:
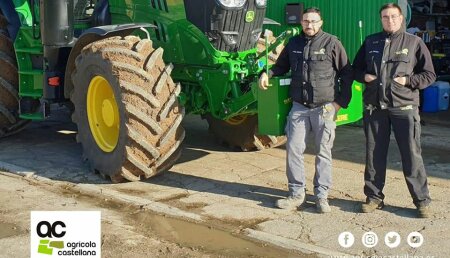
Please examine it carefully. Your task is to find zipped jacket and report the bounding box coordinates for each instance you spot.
[353,30,436,108]
[271,30,353,108]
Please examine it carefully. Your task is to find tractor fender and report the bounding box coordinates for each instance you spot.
[64,23,156,98]
[0,1,21,40]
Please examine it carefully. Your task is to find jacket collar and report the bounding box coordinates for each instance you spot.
[382,29,402,39]
[301,29,324,41]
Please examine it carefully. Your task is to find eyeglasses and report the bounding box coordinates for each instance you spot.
[301,20,322,25]
[381,14,401,21]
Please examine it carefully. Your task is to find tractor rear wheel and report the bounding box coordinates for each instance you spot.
[206,114,286,151]
[0,14,29,138]
[71,36,185,182]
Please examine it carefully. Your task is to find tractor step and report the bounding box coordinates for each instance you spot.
[15,26,45,110]
[15,47,43,54]
[19,98,48,121]
[18,69,43,75]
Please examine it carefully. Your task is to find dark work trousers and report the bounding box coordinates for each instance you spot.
[363,106,431,207]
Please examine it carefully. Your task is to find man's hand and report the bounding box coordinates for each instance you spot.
[393,76,407,86]
[258,72,269,90]
[332,102,341,112]
[364,74,377,83]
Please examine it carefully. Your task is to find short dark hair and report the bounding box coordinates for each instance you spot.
[379,3,403,16]
[304,7,321,17]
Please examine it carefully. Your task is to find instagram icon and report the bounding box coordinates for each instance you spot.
[362,231,378,248]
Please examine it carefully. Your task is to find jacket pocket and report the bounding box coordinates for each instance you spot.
[363,79,379,104]
[390,55,411,77]
[310,72,334,103]
[310,54,328,71]
[391,80,413,103]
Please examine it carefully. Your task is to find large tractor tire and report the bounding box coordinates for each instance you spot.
[0,14,29,138]
[206,114,286,151]
[71,36,185,182]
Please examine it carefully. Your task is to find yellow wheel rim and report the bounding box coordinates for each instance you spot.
[225,115,248,126]
[87,76,119,152]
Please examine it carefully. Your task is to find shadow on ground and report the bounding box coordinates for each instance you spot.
[0,110,448,186]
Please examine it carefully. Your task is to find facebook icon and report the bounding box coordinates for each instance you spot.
[338,232,355,248]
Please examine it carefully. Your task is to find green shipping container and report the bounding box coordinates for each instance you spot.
[258,0,409,135]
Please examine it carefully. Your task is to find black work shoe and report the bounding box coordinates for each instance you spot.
[417,205,431,218]
[361,200,384,213]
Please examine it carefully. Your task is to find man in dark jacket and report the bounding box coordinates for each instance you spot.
[353,3,435,218]
[259,7,353,213]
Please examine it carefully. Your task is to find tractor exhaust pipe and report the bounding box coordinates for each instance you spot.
[40,0,74,46]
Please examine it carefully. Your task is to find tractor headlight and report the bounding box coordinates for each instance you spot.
[255,0,267,7]
[217,0,246,9]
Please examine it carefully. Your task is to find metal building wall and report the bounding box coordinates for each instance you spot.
[265,0,408,60]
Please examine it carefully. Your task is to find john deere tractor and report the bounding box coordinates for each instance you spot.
[0,0,300,182]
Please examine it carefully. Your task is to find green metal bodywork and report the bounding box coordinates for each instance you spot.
[106,0,272,120]
[12,0,43,120]
[12,0,272,122]
[12,0,33,26]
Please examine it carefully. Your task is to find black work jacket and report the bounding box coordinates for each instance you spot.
[271,30,353,108]
[353,30,436,108]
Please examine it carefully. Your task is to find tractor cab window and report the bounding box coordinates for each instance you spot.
[74,0,96,21]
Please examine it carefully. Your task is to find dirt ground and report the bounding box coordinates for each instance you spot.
[0,108,449,257]
[0,171,305,258]
[0,172,212,258]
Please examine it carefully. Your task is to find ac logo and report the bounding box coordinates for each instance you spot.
[36,221,66,255]
[37,221,66,238]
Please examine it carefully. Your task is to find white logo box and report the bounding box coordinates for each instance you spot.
[30,211,101,258]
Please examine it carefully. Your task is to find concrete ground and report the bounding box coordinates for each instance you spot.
[0,107,449,257]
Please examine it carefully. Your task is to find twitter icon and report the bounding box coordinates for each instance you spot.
[385,231,401,248]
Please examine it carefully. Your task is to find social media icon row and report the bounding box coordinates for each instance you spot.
[338,231,423,248]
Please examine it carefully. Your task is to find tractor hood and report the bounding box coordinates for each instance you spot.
[183,0,266,52]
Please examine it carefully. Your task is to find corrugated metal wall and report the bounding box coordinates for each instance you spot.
[265,0,408,60]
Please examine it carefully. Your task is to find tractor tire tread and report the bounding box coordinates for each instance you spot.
[71,35,184,182]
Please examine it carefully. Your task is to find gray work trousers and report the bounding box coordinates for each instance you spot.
[285,102,336,199]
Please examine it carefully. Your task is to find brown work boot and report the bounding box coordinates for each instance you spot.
[417,205,431,218]
[361,199,384,213]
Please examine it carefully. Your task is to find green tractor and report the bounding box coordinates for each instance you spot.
[1,0,301,182]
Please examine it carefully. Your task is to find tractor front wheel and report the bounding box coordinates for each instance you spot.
[71,36,184,182]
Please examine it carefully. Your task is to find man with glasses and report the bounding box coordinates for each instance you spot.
[353,3,435,218]
[259,7,353,213]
